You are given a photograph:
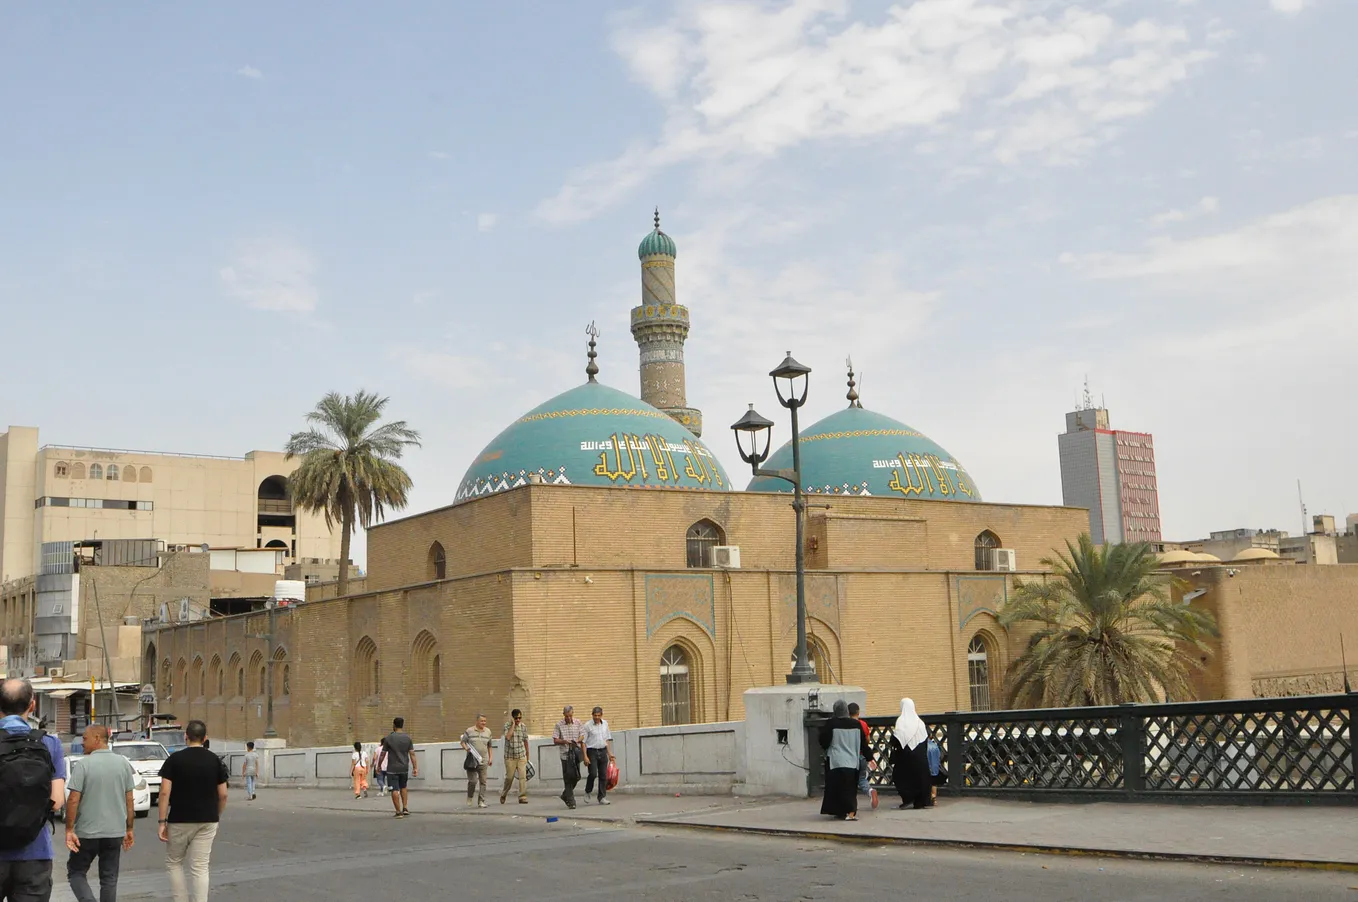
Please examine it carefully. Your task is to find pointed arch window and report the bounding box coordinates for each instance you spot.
[354,637,379,698]
[974,530,1001,571]
[660,644,694,725]
[968,635,993,711]
[427,542,446,581]
[411,631,440,696]
[209,655,222,698]
[686,519,725,568]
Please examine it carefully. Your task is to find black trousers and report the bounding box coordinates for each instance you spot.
[584,748,610,800]
[66,836,122,902]
[560,749,581,804]
[0,858,53,902]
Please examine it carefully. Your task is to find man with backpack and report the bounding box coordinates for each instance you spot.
[0,677,67,902]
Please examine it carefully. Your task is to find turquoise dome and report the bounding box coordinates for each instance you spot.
[456,381,729,503]
[638,227,677,259]
[746,406,981,501]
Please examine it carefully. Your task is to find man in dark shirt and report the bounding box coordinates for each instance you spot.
[382,717,418,819]
[157,720,227,902]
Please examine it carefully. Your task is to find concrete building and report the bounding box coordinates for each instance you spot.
[1057,392,1161,545]
[0,428,344,583]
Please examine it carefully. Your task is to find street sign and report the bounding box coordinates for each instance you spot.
[138,684,156,705]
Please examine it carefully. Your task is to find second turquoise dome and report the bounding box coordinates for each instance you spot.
[746,406,981,501]
[456,381,728,503]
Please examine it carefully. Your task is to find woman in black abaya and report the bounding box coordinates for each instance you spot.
[890,697,933,809]
[819,700,871,820]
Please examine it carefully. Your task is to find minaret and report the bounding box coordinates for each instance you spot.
[631,209,702,435]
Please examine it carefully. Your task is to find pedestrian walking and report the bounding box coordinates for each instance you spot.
[350,742,369,798]
[64,724,136,902]
[889,698,933,810]
[241,741,260,801]
[499,709,529,805]
[157,719,229,902]
[459,715,493,808]
[0,678,67,902]
[847,702,878,810]
[382,717,418,818]
[819,700,871,821]
[552,706,586,810]
[581,707,615,805]
[373,740,388,797]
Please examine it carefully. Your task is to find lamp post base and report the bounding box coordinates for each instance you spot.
[785,669,819,685]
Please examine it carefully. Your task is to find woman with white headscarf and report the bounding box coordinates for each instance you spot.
[890,698,933,809]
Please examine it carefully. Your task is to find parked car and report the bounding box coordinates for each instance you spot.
[60,753,152,820]
[108,740,171,804]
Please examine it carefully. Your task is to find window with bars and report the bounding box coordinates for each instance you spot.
[685,520,724,568]
[660,645,693,725]
[974,530,1001,571]
[968,635,992,711]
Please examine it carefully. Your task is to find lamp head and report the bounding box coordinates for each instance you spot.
[770,351,811,408]
[730,404,775,466]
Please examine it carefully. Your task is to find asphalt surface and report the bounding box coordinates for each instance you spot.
[48,791,1358,901]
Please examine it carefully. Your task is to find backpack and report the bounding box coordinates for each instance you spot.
[0,728,56,851]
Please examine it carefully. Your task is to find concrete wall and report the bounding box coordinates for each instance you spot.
[225,720,744,796]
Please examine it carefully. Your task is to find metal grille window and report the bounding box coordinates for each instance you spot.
[686,520,724,568]
[968,636,992,711]
[975,531,1001,571]
[660,645,693,725]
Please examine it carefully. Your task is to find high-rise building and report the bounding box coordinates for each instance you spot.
[1057,392,1162,545]
[631,209,702,436]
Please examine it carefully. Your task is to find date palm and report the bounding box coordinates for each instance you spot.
[285,391,420,596]
[1000,534,1217,708]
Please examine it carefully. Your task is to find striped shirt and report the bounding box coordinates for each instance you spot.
[553,719,586,760]
[502,721,529,758]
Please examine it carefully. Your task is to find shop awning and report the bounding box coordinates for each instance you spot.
[48,689,76,699]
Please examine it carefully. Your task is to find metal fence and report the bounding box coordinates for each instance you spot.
[807,693,1358,804]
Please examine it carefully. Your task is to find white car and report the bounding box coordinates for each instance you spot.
[63,755,152,819]
[109,740,171,805]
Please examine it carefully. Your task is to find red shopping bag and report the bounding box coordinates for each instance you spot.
[606,760,620,790]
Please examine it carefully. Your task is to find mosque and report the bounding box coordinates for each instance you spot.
[144,214,1088,746]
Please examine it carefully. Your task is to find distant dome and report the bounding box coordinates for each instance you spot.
[455,381,728,504]
[1193,552,1222,563]
[638,227,677,259]
[746,405,980,500]
[1158,549,1197,566]
[1232,547,1280,562]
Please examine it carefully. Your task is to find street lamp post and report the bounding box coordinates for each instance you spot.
[247,602,278,739]
[732,352,817,685]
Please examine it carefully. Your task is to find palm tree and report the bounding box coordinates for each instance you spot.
[284,391,421,596]
[999,534,1218,708]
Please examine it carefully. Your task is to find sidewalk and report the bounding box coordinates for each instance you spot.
[637,795,1358,870]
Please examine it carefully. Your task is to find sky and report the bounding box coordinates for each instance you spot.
[1,0,1355,564]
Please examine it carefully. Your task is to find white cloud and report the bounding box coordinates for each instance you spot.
[1270,0,1311,14]
[1147,195,1220,227]
[236,65,263,80]
[477,213,499,232]
[428,150,450,160]
[219,240,318,313]
[540,0,1215,222]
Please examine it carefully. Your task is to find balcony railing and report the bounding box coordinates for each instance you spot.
[256,499,293,515]
[807,693,1358,804]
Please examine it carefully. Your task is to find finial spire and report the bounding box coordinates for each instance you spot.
[585,321,600,382]
[654,207,661,230]
[846,356,861,408]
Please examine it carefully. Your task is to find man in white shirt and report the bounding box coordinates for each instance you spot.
[581,707,615,805]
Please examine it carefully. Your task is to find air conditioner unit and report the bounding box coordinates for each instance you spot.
[47,667,64,679]
[992,548,1017,572]
[712,546,741,569]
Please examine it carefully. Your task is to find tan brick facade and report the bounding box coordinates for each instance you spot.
[142,483,1092,744]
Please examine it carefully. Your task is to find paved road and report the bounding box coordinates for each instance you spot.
[50,793,1358,900]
